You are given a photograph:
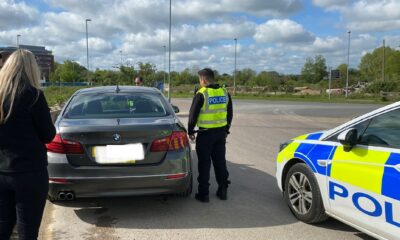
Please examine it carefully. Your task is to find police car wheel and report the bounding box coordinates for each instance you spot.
[284,163,328,223]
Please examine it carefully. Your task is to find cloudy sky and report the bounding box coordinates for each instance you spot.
[1,0,400,74]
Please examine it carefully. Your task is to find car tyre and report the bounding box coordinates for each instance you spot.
[284,163,329,223]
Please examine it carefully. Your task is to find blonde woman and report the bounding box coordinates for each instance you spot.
[0,49,55,240]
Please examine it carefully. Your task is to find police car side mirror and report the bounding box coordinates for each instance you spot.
[172,105,180,113]
[338,128,358,151]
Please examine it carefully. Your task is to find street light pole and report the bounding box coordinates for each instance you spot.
[328,67,332,101]
[346,30,351,98]
[72,60,75,86]
[168,0,172,102]
[17,34,21,48]
[85,18,91,84]
[233,38,237,96]
[120,50,123,66]
[163,45,166,93]
[382,39,385,81]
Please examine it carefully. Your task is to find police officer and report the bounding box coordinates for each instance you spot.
[188,68,233,203]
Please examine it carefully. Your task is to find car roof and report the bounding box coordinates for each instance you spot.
[74,86,162,95]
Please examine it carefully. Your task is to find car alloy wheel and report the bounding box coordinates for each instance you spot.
[288,172,313,215]
[284,163,329,223]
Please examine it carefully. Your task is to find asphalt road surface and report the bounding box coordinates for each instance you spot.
[37,99,383,240]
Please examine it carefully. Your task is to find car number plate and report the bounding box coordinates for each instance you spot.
[92,144,144,164]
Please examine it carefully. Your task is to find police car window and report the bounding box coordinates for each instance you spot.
[325,120,369,142]
[359,108,400,149]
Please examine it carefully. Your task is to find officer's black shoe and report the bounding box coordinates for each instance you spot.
[216,187,227,200]
[195,193,210,203]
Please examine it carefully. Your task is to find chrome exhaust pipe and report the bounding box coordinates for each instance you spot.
[65,192,75,201]
[58,192,66,200]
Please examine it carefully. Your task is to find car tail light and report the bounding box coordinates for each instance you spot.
[169,131,188,150]
[46,134,84,154]
[150,131,189,152]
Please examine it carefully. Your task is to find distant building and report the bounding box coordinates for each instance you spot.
[0,45,54,82]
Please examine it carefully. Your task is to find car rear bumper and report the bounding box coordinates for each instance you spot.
[47,149,192,199]
[49,173,191,198]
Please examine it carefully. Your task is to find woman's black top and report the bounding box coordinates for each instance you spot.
[0,85,56,172]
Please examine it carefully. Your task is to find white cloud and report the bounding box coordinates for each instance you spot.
[314,0,400,32]
[0,0,39,30]
[300,36,343,53]
[174,0,303,19]
[79,38,113,52]
[312,0,350,9]
[254,19,314,44]
[222,0,302,16]
[1,0,399,75]
[347,19,400,33]
[47,0,111,14]
[345,0,400,32]
[49,0,303,29]
[385,35,400,50]
[284,34,381,70]
[121,21,256,55]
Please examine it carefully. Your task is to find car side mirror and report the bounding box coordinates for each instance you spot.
[337,128,358,151]
[172,105,180,113]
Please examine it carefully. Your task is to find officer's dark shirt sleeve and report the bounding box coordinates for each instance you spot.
[227,93,233,132]
[188,93,204,135]
[31,91,56,143]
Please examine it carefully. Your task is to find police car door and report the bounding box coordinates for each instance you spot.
[328,108,400,239]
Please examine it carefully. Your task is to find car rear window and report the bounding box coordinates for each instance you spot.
[64,92,170,119]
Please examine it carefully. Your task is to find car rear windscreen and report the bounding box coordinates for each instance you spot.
[64,92,171,119]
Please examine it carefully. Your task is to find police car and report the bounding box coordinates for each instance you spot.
[276,101,400,240]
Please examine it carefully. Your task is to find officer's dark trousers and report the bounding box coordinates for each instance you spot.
[196,129,229,195]
[0,169,48,240]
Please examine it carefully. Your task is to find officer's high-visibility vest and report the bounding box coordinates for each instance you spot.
[196,86,228,128]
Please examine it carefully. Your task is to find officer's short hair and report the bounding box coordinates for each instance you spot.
[198,68,215,82]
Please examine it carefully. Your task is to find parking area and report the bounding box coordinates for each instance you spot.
[38,99,381,240]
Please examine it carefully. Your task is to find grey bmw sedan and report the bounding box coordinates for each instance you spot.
[46,86,192,201]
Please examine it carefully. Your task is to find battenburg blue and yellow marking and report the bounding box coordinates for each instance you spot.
[278,132,400,202]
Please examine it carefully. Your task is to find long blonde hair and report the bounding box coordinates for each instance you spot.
[0,49,41,124]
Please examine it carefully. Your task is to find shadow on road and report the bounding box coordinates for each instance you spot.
[50,151,372,239]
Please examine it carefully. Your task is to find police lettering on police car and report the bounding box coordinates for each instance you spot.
[329,181,400,228]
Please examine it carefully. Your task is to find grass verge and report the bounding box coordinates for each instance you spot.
[171,92,397,104]
[42,86,397,108]
[43,86,87,107]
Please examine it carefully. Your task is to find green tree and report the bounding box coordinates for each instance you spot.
[236,68,256,85]
[251,71,270,86]
[300,55,327,83]
[300,57,315,83]
[119,65,137,84]
[173,68,198,86]
[49,62,61,83]
[216,73,231,86]
[359,46,400,82]
[314,55,327,82]
[50,60,88,84]
[135,62,157,86]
